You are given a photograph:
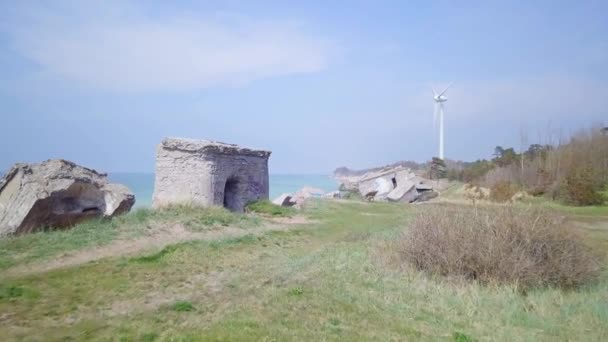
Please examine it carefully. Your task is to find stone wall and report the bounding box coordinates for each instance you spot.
[153,138,271,212]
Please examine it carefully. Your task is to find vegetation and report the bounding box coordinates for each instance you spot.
[447,159,494,183]
[245,199,295,216]
[0,205,258,271]
[388,205,600,290]
[429,157,447,179]
[170,300,195,312]
[447,126,608,206]
[489,181,517,202]
[561,166,606,206]
[0,200,606,340]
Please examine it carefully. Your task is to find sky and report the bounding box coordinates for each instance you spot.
[1,0,607,174]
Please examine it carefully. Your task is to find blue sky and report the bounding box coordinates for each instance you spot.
[1,0,606,174]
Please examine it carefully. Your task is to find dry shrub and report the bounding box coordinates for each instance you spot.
[558,166,605,206]
[396,205,599,289]
[489,181,517,202]
[464,184,489,201]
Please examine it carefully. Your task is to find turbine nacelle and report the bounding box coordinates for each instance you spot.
[433,95,447,102]
[432,82,452,103]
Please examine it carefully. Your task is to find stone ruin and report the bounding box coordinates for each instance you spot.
[0,159,135,236]
[153,138,271,212]
[337,165,441,203]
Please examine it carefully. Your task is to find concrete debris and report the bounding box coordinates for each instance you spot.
[0,159,135,236]
[336,165,439,203]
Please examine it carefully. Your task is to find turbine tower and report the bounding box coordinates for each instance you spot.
[432,82,452,160]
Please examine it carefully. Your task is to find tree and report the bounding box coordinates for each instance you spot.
[429,157,447,179]
[493,147,518,167]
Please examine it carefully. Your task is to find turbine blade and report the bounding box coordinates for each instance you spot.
[432,86,438,96]
[438,81,453,96]
[433,103,438,127]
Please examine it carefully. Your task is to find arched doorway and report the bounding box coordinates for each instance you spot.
[223,178,241,211]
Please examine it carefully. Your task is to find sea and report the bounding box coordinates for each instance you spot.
[108,173,339,208]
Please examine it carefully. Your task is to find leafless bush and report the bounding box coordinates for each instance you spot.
[483,164,519,187]
[393,205,599,289]
[489,181,517,202]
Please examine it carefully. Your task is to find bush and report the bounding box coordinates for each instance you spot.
[393,205,599,290]
[245,200,294,217]
[559,166,605,206]
[489,181,517,203]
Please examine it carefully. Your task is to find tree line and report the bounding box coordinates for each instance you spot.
[445,126,608,206]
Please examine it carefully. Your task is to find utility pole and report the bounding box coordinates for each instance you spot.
[519,126,527,185]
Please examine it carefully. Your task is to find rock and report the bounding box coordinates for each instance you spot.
[415,190,439,202]
[333,164,443,202]
[153,137,271,212]
[415,183,433,191]
[102,183,137,215]
[387,180,416,202]
[364,190,378,201]
[0,159,135,236]
[290,186,325,208]
[273,193,295,207]
[357,166,418,201]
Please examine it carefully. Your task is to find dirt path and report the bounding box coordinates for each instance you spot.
[4,215,313,278]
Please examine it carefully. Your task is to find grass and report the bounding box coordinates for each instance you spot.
[170,300,195,312]
[131,243,184,263]
[245,199,295,216]
[522,196,608,216]
[0,205,258,271]
[442,182,608,216]
[0,200,606,340]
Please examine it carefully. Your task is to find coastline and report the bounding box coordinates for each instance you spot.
[109,172,339,208]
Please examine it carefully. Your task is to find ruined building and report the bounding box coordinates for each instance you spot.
[153,138,271,212]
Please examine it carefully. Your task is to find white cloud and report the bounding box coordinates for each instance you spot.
[4,2,334,92]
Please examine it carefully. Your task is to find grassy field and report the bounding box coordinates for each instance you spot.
[0,200,607,341]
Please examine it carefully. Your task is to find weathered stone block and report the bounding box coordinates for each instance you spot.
[0,159,135,236]
[152,138,271,212]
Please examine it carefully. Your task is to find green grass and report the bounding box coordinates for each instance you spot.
[245,199,295,216]
[0,205,259,271]
[170,300,195,312]
[130,243,184,263]
[0,200,606,340]
[0,217,121,270]
[0,284,40,300]
[522,196,608,216]
[439,181,466,199]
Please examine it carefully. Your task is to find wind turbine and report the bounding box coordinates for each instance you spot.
[432,82,452,160]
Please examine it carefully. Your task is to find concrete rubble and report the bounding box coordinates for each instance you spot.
[335,165,440,203]
[0,159,135,236]
[272,186,326,209]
